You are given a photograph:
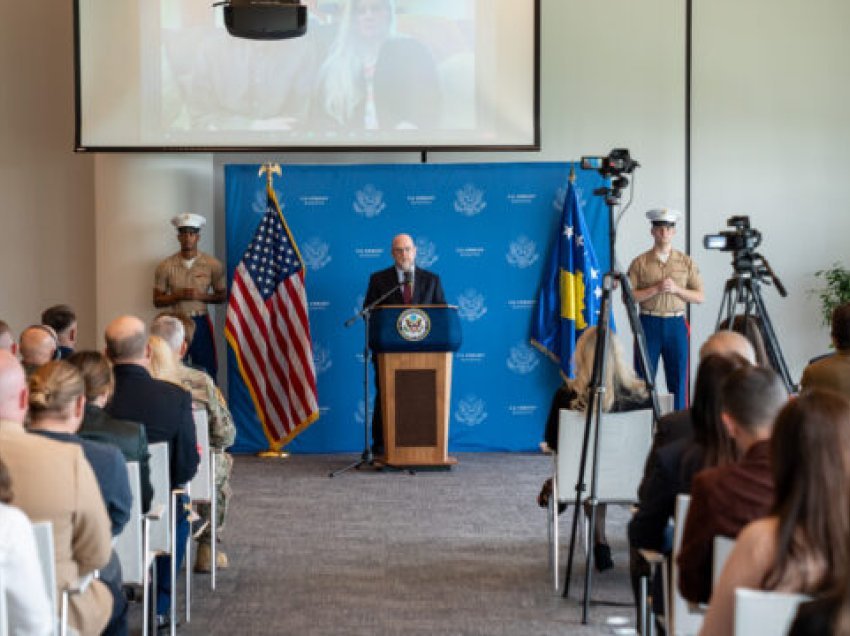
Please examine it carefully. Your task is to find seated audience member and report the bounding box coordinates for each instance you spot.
[0,350,113,636]
[800,301,850,399]
[0,319,17,355]
[41,304,77,359]
[540,326,651,571]
[103,315,198,627]
[0,455,53,636]
[628,354,748,608]
[148,334,183,387]
[699,390,850,636]
[151,314,237,573]
[18,324,58,376]
[677,365,787,604]
[27,360,131,635]
[69,350,153,513]
[648,329,757,458]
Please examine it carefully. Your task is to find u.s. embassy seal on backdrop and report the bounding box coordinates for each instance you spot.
[397,308,431,342]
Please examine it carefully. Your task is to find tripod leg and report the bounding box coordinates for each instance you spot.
[620,274,663,421]
[746,281,796,392]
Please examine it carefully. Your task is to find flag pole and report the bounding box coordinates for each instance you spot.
[255,162,290,460]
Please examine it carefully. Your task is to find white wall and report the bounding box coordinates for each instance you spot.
[690,0,850,378]
[4,0,849,386]
[0,1,96,346]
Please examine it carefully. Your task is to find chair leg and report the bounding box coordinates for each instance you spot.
[142,520,150,636]
[211,454,217,591]
[170,494,177,636]
[185,523,191,623]
[60,590,69,636]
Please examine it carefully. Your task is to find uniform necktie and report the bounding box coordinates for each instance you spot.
[403,280,412,304]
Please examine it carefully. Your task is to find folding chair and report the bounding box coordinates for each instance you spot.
[147,442,181,636]
[31,522,95,636]
[712,535,735,589]
[548,407,656,591]
[189,408,218,592]
[734,588,810,636]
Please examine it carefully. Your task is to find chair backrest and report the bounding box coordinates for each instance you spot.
[0,564,7,636]
[31,522,57,626]
[712,535,736,589]
[147,442,171,554]
[670,494,704,636]
[556,408,654,503]
[189,408,212,502]
[658,393,675,416]
[113,462,144,585]
[734,588,810,636]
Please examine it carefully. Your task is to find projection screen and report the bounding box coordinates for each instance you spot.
[75,0,539,151]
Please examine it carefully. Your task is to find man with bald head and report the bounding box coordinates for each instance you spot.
[699,329,757,364]
[363,233,447,454]
[104,315,199,627]
[19,325,58,376]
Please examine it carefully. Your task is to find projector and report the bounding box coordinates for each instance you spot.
[221,0,307,40]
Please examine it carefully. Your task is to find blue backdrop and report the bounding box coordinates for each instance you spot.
[225,163,610,453]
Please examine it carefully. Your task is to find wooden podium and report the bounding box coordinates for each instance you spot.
[370,305,462,467]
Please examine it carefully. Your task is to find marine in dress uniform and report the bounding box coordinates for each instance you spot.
[628,209,704,410]
[153,213,227,379]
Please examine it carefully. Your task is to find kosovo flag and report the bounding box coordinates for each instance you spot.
[531,178,603,379]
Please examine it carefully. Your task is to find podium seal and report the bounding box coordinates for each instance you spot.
[397,308,431,342]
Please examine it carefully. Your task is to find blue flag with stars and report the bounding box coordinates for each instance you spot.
[531,178,603,379]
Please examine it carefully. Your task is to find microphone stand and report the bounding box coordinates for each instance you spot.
[329,278,407,478]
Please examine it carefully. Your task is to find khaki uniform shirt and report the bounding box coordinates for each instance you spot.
[154,252,226,316]
[179,364,237,450]
[628,248,703,314]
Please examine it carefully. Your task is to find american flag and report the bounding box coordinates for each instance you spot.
[225,185,319,449]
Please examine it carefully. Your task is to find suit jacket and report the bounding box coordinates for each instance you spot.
[640,408,694,499]
[0,420,112,636]
[107,363,199,488]
[364,265,446,309]
[676,440,773,604]
[33,430,133,537]
[800,350,850,400]
[79,404,152,513]
[629,437,705,552]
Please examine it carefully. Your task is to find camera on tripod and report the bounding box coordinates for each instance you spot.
[703,215,762,253]
[580,148,639,177]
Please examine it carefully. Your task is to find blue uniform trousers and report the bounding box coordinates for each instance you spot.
[636,314,689,411]
[188,315,218,380]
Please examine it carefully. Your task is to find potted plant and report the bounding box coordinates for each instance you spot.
[813,263,850,326]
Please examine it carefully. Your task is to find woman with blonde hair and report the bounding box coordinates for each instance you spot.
[148,334,183,387]
[539,326,651,570]
[700,389,850,636]
[28,361,132,635]
[313,0,439,130]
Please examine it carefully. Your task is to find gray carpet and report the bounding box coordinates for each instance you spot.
[148,453,640,635]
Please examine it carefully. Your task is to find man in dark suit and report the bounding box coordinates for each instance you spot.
[677,365,786,604]
[364,233,446,453]
[103,315,199,627]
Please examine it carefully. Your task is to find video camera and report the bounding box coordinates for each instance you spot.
[703,215,762,253]
[580,148,639,177]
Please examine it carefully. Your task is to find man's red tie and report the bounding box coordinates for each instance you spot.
[402,281,412,304]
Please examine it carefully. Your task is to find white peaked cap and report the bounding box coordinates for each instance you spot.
[646,208,681,224]
[171,213,207,230]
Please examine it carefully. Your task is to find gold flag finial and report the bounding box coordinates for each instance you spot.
[569,164,577,183]
[258,163,282,189]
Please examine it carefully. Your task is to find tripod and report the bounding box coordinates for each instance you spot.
[561,193,662,625]
[330,278,409,478]
[715,252,795,393]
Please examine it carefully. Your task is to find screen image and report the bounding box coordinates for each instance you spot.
[76,0,539,150]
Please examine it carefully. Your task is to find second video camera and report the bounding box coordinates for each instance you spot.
[703,215,762,253]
